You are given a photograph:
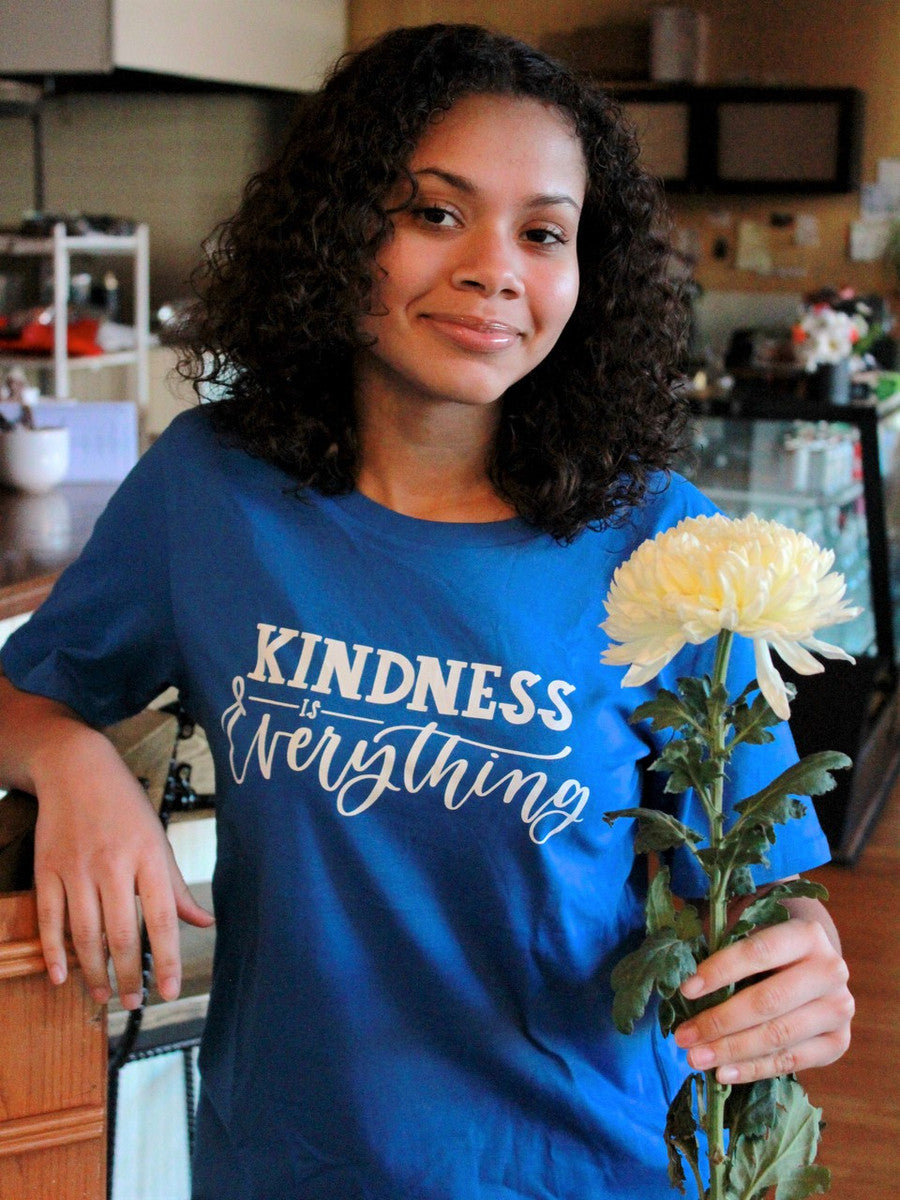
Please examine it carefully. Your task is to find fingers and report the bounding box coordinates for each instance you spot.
[35,870,69,988]
[678,994,852,1084]
[682,918,836,999]
[38,869,121,1006]
[674,918,854,1085]
[99,869,146,1009]
[27,731,210,1011]
[137,858,188,1003]
[36,840,209,1010]
[173,876,216,931]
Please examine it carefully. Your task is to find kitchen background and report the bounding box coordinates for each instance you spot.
[1,3,898,1199]
[1,0,899,328]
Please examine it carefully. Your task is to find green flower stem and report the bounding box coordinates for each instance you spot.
[705,629,735,1200]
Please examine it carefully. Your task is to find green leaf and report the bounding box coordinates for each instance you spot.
[644,866,704,954]
[729,689,781,746]
[610,928,699,1034]
[718,751,851,878]
[697,822,774,879]
[664,1074,704,1194]
[733,752,852,828]
[678,675,716,725]
[645,866,678,933]
[730,894,792,939]
[603,807,704,854]
[725,1076,830,1200]
[676,903,704,944]
[659,985,698,1038]
[631,689,697,734]
[702,677,732,728]
[727,867,757,899]
[724,1078,779,1140]
[653,739,724,797]
[730,880,830,940]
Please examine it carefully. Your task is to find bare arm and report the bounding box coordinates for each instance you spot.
[0,670,213,1008]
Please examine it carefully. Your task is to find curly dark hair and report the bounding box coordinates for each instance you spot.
[180,22,689,541]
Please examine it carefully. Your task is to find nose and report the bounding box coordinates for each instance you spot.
[450,227,523,299]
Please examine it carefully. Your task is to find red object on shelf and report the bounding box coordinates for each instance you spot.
[0,314,103,356]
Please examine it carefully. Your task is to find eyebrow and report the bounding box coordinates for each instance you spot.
[413,167,583,213]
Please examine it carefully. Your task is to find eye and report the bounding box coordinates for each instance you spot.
[523,225,568,246]
[413,205,460,229]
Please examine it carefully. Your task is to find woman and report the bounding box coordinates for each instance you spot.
[0,24,851,1199]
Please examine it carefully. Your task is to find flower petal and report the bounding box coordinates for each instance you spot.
[753,638,791,721]
[802,635,857,664]
[600,512,866,714]
[768,637,826,677]
[620,655,678,689]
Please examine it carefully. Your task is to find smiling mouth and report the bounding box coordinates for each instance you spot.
[422,313,524,352]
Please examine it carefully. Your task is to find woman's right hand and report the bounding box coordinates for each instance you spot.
[31,727,215,1009]
[0,672,214,1009]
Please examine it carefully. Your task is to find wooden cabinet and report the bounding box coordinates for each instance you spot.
[614,85,864,195]
[0,709,179,1198]
[0,0,346,92]
[0,890,107,1200]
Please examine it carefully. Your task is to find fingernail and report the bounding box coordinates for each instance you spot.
[121,991,143,1010]
[91,986,112,1004]
[690,1046,716,1069]
[48,964,65,986]
[158,977,180,1001]
[681,975,704,999]
[717,1066,740,1084]
[676,1023,699,1047]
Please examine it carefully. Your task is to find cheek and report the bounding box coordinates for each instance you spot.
[540,266,580,333]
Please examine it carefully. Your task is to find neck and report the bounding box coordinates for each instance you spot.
[354,392,515,523]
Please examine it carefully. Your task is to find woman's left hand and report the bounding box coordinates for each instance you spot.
[672,907,854,1085]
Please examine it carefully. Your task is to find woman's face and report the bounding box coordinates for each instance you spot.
[355,93,587,416]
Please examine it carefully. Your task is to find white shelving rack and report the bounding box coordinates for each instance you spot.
[0,221,151,410]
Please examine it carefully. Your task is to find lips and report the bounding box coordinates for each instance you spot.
[421,313,523,353]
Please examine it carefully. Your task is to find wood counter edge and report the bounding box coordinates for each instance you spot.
[0,571,59,623]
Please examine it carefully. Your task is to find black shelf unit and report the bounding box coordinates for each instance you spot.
[611,84,864,194]
[681,391,900,863]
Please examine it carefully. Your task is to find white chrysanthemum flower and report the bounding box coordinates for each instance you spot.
[601,513,862,719]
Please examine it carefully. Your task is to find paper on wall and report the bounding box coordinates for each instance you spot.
[794,214,820,248]
[877,158,900,201]
[849,218,892,262]
[735,220,772,274]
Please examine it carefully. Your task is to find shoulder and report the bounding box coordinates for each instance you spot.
[147,404,221,461]
[582,470,719,563]
[141,405,289,491]
[633,470,720,534]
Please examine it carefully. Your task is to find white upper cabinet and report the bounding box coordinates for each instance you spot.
[0,0,347,92]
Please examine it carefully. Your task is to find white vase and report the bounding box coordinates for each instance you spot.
[0,426,70,494]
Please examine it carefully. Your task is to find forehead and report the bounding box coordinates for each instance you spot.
[409,93,587,194]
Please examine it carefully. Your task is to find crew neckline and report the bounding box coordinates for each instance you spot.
[315,489,541,548]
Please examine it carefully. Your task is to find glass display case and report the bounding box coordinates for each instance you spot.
[679,389,900,863]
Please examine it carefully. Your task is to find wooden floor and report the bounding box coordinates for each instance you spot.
[802,775,900,1199]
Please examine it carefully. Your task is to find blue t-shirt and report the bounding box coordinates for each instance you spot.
[2,408,830,1199]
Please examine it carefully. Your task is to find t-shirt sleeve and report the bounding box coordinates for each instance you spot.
[1,428,184,728]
